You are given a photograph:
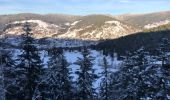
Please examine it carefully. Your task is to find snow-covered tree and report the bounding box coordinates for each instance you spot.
[99,56,112,100]
[0,50,17,100]
[37,47,73,100]
[109,47,152,99]
[15,22,44,100]
[108,45,170,99]
[0,31,16,100]
[75,47,97,100]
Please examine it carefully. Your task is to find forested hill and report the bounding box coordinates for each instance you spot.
[96,24,170,55]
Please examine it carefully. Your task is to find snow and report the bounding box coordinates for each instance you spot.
[90,50,121,90]
[64,51,82,80]
[12,49,122,91]
[59,19,136,40]
[64,50,82,64]
[71,20,82,26]
[40,50,49,68]
[5,20,62,39]
[105,20,121,25]
[167,95,170,99]
[64,50,121,90]
[58,25,94,40]
[144,20,170,29]
[14,20,58,28]
[5,19,136,44]
[8,48,170,95]
[12,49,21,59]
[146,97,152,100]
[64,22,70,26]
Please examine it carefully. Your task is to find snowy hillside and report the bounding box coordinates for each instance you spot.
[3,15,138,42]
[1,15,139,47]
[144,20,170,29]
[5,20,61,38]
[59,20,137,40]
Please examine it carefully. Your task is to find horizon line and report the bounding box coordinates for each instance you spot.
[0,10,169,16]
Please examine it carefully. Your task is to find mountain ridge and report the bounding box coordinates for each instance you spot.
[2,14,138,40]
[1,11,170,48]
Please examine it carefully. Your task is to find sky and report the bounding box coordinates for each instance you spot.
[0,0,170,15]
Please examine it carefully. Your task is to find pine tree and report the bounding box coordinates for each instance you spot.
[128,48,150,99]
[15,22,44,100]
[0,31,16,100]
[75,47,97,100]
[40,47,73,100]
[99,56,112,100]
[59,51,73,100]
[109,47,151,100]
[58,50,73,100]
[109,45,170,99]
[0,49,17,100]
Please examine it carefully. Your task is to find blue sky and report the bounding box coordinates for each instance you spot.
[0,0,170,15]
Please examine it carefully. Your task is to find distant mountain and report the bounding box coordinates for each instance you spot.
[1,14,138,40]
[0,13,81,30]
[114,11,170,29]
[58,15,137,40]
[1,11,170,48]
